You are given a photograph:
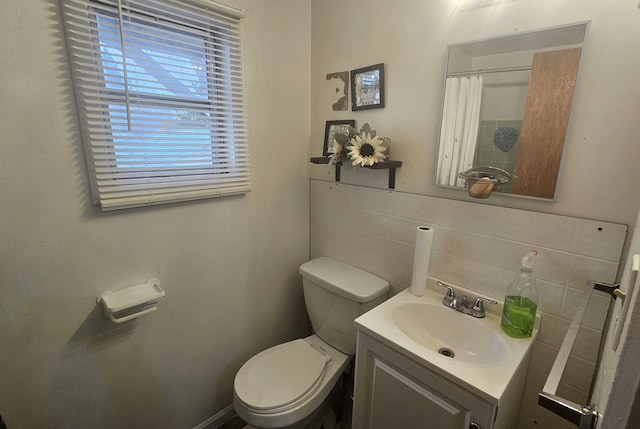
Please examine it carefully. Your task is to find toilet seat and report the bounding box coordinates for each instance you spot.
[234,339,332,414]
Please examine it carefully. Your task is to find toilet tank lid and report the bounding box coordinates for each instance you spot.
[299,257,389,303]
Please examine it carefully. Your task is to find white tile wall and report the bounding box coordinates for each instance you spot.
[309,179,627,429]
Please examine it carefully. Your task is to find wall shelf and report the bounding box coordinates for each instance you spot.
[310,157,402,189]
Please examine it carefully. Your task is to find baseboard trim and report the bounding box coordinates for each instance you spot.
[193,404,236,429]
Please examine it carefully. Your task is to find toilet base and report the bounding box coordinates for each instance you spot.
[241,405,336,429]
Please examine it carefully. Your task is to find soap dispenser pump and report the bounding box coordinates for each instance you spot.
[501,250,539,338]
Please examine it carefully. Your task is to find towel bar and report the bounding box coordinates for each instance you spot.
[538,280,619,429]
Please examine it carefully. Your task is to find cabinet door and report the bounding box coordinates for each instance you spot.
[353,333,494,429]
[369,359,468,429]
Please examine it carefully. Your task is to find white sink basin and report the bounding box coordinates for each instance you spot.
[354,278,538,404]
[391,302,508,365]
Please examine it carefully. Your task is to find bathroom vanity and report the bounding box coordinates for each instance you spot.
[352,279,537,429]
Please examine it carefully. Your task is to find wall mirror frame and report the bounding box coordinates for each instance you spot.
[434,22,590,201]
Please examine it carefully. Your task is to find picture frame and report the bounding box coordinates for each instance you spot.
[351,63,385,111]
[323,120,356,156]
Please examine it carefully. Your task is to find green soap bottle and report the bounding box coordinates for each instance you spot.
[501,250,538,338]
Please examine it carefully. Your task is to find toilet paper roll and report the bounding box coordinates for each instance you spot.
[409,226,434,296]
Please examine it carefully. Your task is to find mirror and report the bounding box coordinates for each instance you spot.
[435,22,589,200]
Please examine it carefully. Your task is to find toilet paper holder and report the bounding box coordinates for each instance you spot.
[97,278,165,323]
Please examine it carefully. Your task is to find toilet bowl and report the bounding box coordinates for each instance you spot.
[233,335,349,429]
[233,257,389,429]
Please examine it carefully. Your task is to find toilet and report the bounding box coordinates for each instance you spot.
[233,257,389,429]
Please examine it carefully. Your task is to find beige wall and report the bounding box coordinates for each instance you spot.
[310,0,640,230]
[0,0,311,427]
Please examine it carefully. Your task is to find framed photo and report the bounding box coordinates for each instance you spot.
[323,120,356,156]
[351,63,385,111]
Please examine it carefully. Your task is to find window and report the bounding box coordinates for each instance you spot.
[61,0,250,210]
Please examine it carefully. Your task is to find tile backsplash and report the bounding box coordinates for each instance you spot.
[309,179,627,429]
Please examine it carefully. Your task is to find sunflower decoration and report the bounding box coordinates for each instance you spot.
[331,126,354,165]
[334,123,390,167]
[328,138,348,165]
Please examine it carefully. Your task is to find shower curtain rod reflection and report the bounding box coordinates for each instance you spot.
[447,65,531,77]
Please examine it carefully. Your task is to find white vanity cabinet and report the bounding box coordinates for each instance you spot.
[352,332,495,429]
[351,285,536,429]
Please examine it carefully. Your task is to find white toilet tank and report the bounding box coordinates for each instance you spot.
[299,257,389,355]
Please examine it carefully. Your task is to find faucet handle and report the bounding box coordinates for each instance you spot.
[437,281,456,307]
[471,297,498,318]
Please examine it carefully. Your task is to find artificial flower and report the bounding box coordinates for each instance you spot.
[331,129,355,165]
[333,123,390,167]
[328,141,345,165]
[348,133,387,166]
[347,124,389,166]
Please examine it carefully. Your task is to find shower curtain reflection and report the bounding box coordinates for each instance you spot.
[436,75,484,187]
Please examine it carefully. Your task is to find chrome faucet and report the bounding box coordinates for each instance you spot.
[437,281,497,318]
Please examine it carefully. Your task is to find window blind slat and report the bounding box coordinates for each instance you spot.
[81,99,247,113]
[99,186,250,211]
[61,0,250,210]
[66,32,244,63]
[63,0,244,28]
[62,2,244,46]
[96,172,251,185]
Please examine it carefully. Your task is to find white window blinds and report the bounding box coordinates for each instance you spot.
[61,0,250,211]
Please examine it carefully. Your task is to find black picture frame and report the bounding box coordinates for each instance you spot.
[351,63,385,111]
[323,120,356,156]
